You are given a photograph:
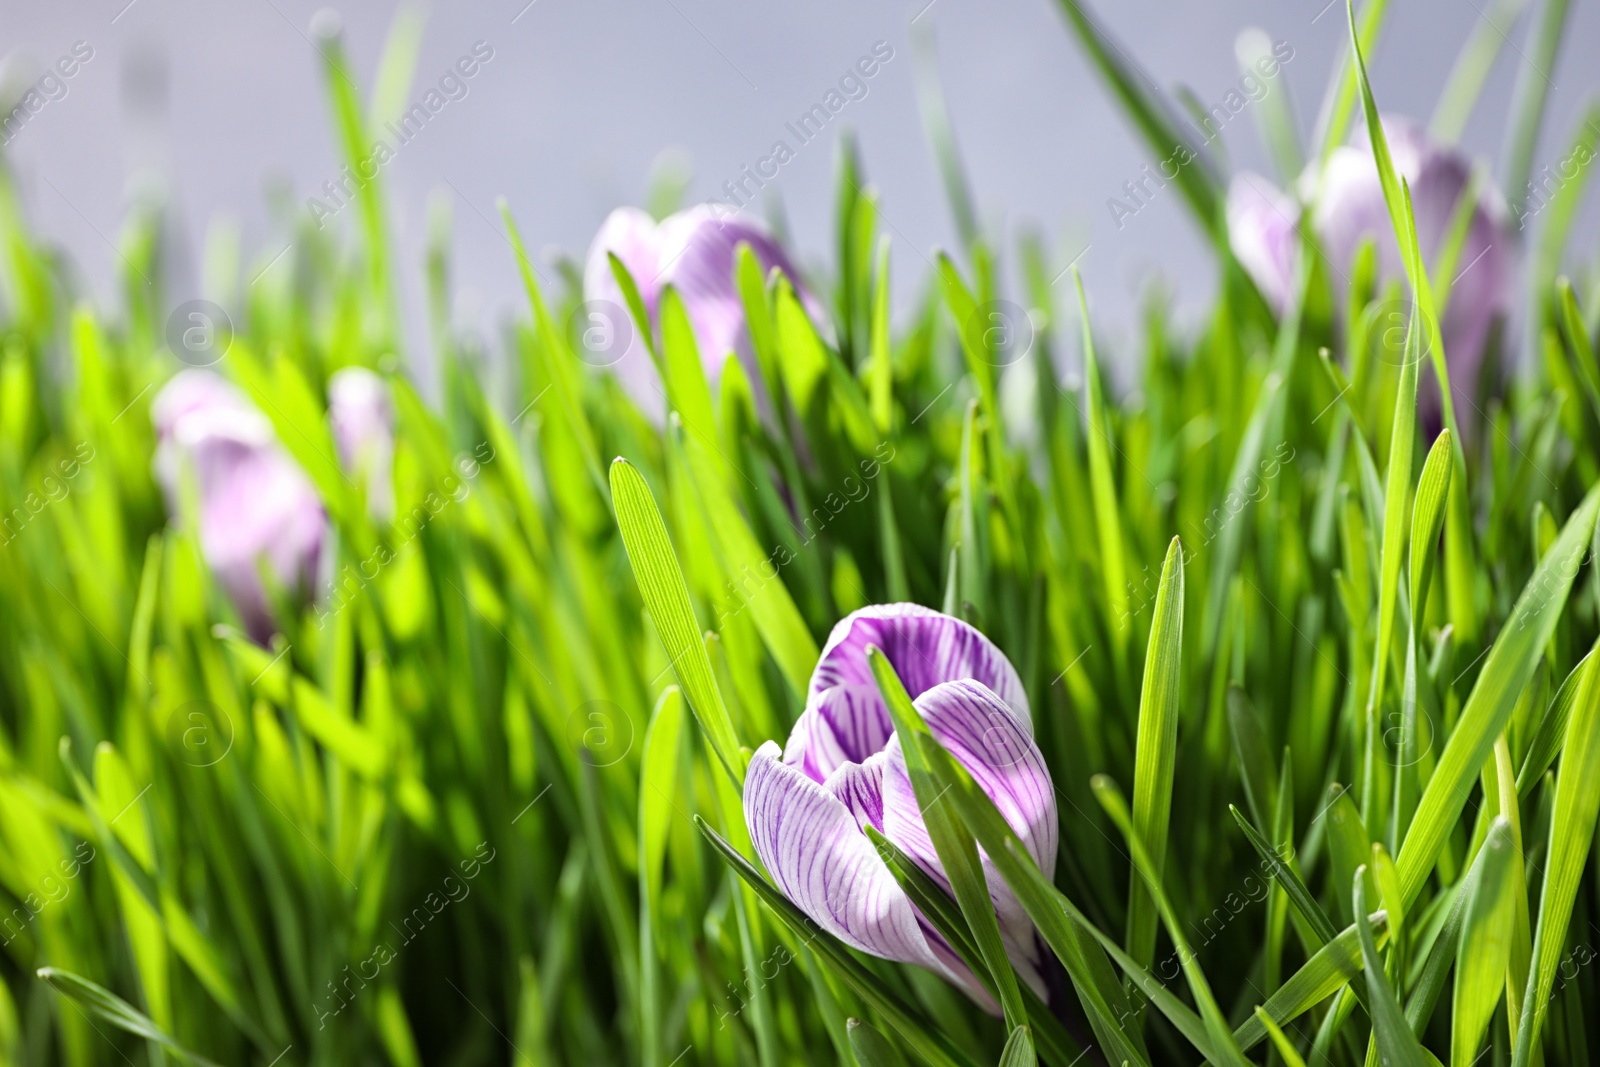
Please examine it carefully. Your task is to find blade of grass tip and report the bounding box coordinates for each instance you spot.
[1253,1007,1310,1067]
[1396,485,1600,905]
[609,251,662,371]
[1073,271,1130,678]
[1556,278,1600,424]
[939,253,998,425]
[1314,0,1391,165]
[638,687,686,1067]
[1409,430,1454,628]
[659,290,722,475]
[998,1027,1037,1067]
[865,647,1029,1030]
[957,399,988,626]
[1428,0,1529,144]
[609,458,744,785]
[38,968,222,1067]
[501,200,603,489]
[1500,0,1574,218]
[1231,806,1341,945]
[1049,0,1224,246]
[1126,537,1184,973]
[849,1018,910,1067]
[366,3,426,134]
[1512,636,1600,1065]
[694,817,980,1067]
[1091,776,1252,1067]
[1351,871,1430,1067]
[1452,817,1516,1067]
[910,22,980,254]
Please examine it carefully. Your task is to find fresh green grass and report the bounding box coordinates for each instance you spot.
[0,0,1599,1064]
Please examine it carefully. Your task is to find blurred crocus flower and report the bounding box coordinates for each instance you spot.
[1228,117,1514,408]
[328,366,394,521]
[581,204,819,418]
[744,604,1056,1009]
[153,369,326,642]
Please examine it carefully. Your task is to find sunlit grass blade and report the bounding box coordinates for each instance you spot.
[609,458,743,784]
[1126,536,1184,971]
[1410,429,1454,624]
[849,1017,910,1067]
[1452,817,1516,1067]
[1352,871,1429,1067]
[1512,637,1600,1065]
[38,967,222,1067]
[1396,484,1600,904]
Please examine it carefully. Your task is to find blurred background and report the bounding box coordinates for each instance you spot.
[3,0,1599,379]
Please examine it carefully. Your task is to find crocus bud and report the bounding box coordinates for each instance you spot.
[153,369,326,642]
[1312,117,1513,403]
[581,204,819,419]
[328,366,394,521]
[744,604,1056,1011]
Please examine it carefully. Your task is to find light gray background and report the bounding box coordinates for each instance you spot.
[3,0,1598,373]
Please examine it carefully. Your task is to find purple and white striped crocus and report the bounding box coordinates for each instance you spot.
[744,604,1057,1010]
[328,366,394,521]
[153,369,327,643]
[581,204,821,419]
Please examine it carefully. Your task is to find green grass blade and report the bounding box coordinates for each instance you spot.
[1512,637,1600,1064]
[38,968,222,1067]
[1500,0,1574,216]
[1352,872,1430,1067]
[1452,817,1516,1067]
[1429,0,1529,143]
[1516,647,1594,796]
[1396,484,1600,904]
[1074,271,1130,673]
[1092,776,1252,1067]
[1410,429,1454,625]
[609,458,743,784]
[866,647,1029,1029]
[998,1026,1036,1067]
[849,1018,910,1067]
[1126,536,1184,971]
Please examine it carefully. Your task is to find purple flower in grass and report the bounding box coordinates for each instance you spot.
[582,204,822,419]
[1227,117,1514,418]
[153,370,327,643]
[744,604,1057,1010]
[328,366,394,521]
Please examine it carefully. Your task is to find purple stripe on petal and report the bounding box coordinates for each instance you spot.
[824,751,888,833]
[744,742,940,971]
[783,684,895,782]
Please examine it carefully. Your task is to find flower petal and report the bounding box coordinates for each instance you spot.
[745,741,941,970]
[581,206,667,418]
[1226,172,1298,311]
[880,679,1057,1000]
[783,684,895,783]
[328,367,394,520]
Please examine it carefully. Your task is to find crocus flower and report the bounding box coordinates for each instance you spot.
[1227,117,1514,412]
[153,369,326,642]
[744,604,1056,1009]
[581,203,820,418]
[328,366,394,521]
